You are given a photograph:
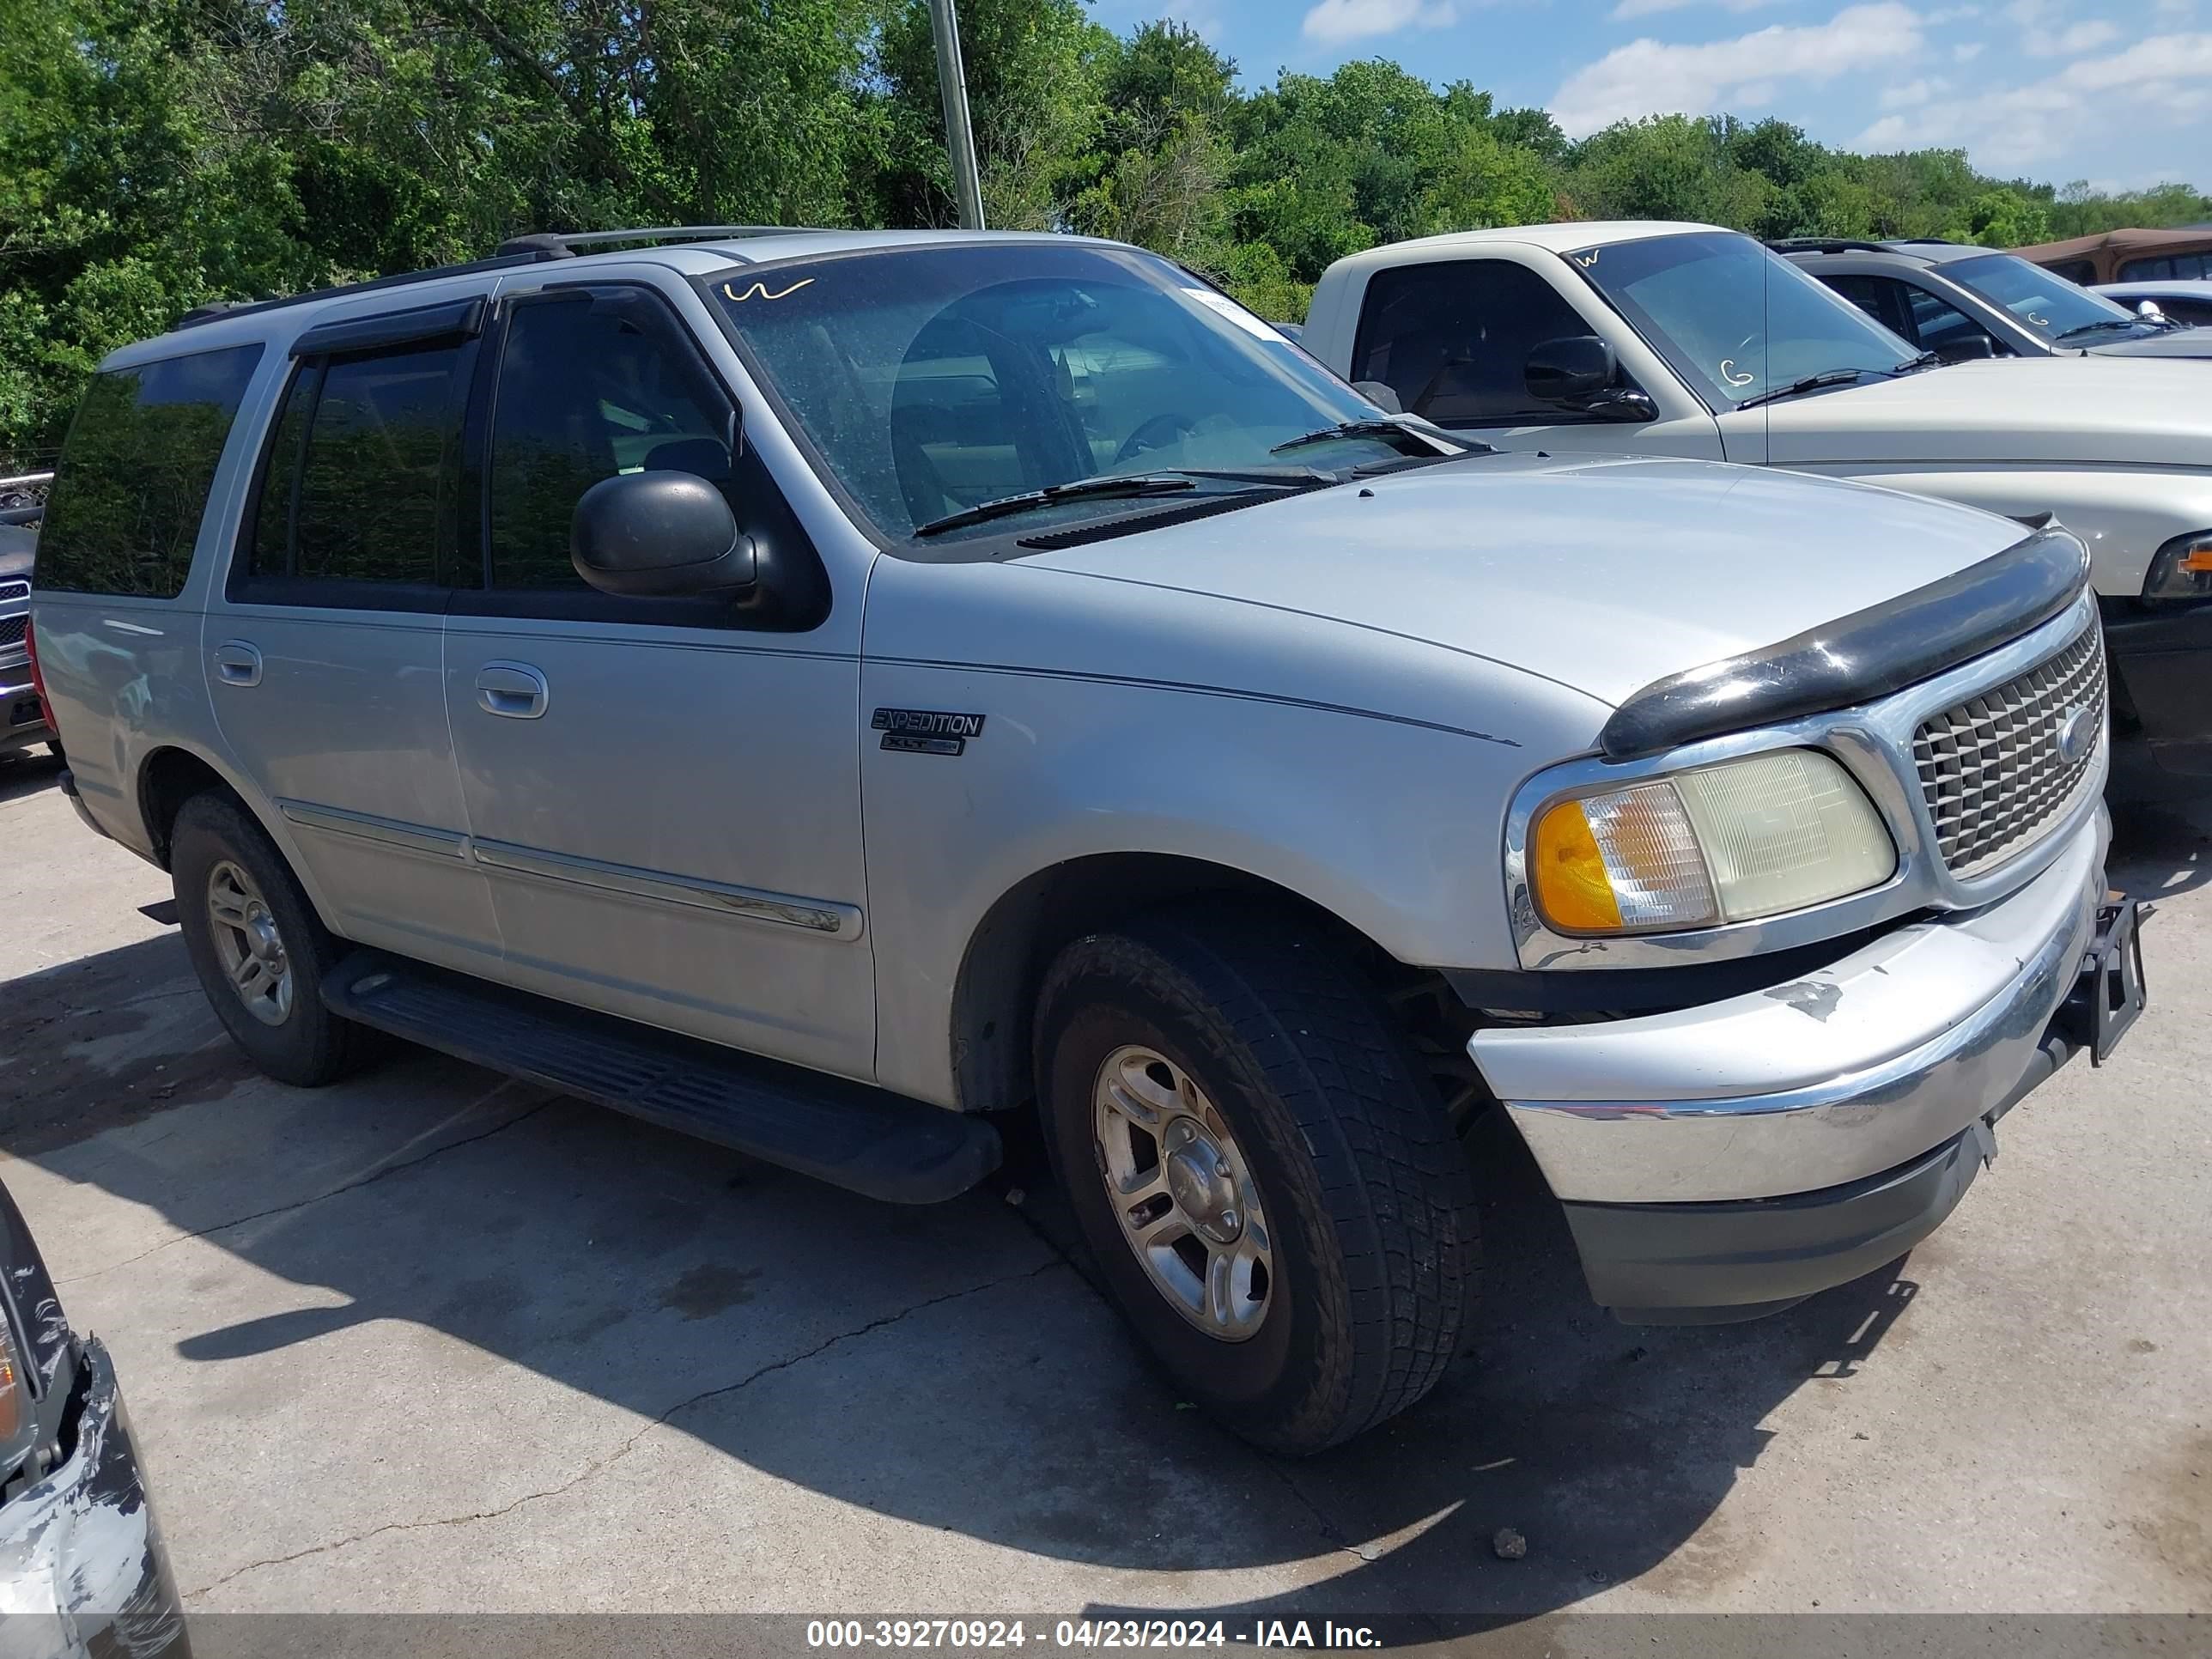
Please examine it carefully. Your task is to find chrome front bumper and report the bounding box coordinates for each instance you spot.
[1472,810,2110,1206]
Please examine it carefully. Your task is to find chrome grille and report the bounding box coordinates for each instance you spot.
[0,616,24,649]
[0,580,26,604]
[1912,625,2106,878]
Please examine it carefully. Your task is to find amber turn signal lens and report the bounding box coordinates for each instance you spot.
[0,1352,18,1447]
[1531,799,1623,933]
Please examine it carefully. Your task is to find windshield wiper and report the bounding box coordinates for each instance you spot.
[1735,368,1885,410]
[909,466,1340,538]
[2053,317,2158,343]
[1272,419,1457,458]
[913,474,1198,538]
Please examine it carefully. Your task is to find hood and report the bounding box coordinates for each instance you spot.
[1761,355,2212,469]
[2092,327,2212,360]
[1024,452,2026,708]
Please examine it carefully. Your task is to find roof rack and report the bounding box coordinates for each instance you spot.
[173,249,564,331]
[171,226,816,334]
[491,225,816,258]
[1766,237,1899,256]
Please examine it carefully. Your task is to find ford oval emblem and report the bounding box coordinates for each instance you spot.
[2056,704,2096,764]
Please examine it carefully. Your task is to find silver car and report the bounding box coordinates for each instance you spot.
[30,228,2142,1454]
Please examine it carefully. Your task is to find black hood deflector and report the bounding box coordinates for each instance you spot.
[1599,526,2091,760]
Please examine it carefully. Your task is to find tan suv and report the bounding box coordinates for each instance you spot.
[2015,226,2212,285]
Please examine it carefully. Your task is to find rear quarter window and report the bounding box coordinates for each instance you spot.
[34,343,264,598]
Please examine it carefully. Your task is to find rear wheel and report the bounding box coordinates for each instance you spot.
[1035,903,1480,1455]
[172,792,372,1086]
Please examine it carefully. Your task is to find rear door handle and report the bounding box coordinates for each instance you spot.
[212,641,262,687]
[476,661,549,720]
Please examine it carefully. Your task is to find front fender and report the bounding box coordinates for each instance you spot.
[859,656,1587,1108]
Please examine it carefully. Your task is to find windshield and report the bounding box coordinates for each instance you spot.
[704,242,1422,546]
[1938,252,2151,343]
[1569,230,1918,408]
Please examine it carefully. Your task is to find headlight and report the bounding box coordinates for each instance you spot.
[2142,531,2212,599]
[1529,749,1896,935]
[0,1307,33,1479]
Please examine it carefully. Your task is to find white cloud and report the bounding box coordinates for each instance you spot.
[2028,16,2121,52]
[1299,0,1458,40]
[1609,0,1772,21]
[1551,3,1926,137]
[1880,73,1951,105]
[1855,30,2212,164]
[1954,38,1986,56]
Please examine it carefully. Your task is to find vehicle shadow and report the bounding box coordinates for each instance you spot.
[0,749,64,805]
[9,932,1917,1631]
[2107,793,2212,902]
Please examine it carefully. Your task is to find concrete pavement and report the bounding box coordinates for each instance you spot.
[1,749,2205,1627]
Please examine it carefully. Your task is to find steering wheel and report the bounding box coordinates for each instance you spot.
[1115,412,1199,465]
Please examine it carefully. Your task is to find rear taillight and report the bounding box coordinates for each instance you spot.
[23,617,54,732]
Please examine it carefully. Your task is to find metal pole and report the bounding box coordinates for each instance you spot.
[927,0,986,230]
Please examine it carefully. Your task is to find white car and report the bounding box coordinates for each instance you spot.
[1304,221,2212,794]
[2098,278,2212,330]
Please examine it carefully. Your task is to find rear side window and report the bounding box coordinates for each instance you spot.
[1349,260,1601,425]
[246,343,471,588]
[36,343,264,597]
[2120,253,2208,282]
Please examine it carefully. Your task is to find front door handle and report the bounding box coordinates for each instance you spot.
[212,641,263,688]
[476,661,549,720]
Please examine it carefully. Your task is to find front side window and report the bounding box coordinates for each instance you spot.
[487,295,734,591]
[247,343,470,586]
[1350,259,1614,427]
[1568,231,1918,409]
[1823,274,1911,337]
[705,243,1421,549]
[1936,253,2147,345]
[1905,284,2000,354]
[37,343,264,597]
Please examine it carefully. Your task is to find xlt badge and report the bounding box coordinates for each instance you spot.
[872,708,985,757]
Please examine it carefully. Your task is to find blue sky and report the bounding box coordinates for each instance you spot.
[1087,0,2211,192]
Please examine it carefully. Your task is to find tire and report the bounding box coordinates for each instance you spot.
[171,791,372,1087]
[1034,902,1480,1455]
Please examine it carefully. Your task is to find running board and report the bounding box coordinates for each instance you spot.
[321,952,999,1204]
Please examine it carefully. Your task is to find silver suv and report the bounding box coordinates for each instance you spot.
[30,228,2142,1453]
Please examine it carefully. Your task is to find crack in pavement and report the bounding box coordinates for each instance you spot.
[186,1256,1066,1601]
[54,1086,559,1286]
[1265,1461,1374,1566]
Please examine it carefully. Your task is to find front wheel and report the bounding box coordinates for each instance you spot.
[1034,904,1481,1455]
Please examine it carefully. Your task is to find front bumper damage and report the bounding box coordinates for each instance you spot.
[0,1340,190,1659]
[1471,813,2142,1322]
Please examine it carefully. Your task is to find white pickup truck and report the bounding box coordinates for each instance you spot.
[1304,222,2212,795]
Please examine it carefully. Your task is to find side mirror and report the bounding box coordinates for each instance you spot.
[571,471,757,598]
[1936,334,1997,362]
[1526,335,1617,406]
[1524,335,1653,421]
